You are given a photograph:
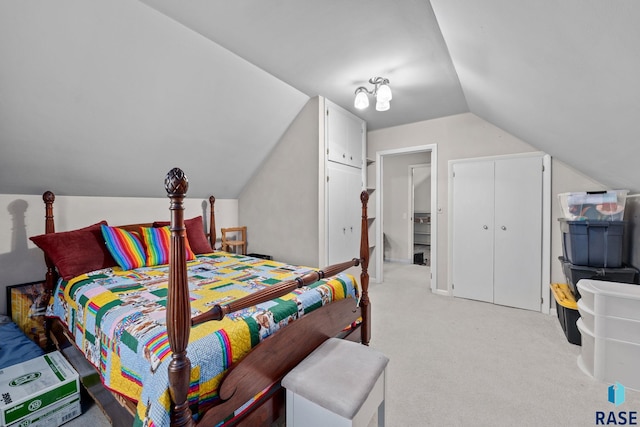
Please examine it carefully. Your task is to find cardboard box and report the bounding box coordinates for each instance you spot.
[6,395,80,427]
[0,352,80,426]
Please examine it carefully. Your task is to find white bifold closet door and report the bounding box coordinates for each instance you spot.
[452,155,543,311]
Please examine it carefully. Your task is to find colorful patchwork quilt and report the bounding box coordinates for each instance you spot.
[47,252,359,427]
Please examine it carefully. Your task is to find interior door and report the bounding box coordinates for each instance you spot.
[493,156,543,311]
[327,161,362,265]
[451,160,495,303]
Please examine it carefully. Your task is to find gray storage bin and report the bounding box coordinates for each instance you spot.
[559,219,626,268]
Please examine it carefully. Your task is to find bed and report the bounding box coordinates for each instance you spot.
[31,167,371,427]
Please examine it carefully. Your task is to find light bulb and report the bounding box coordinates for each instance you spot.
[354,89,369,109]
[375,100,390,111]
[376,83,392,102]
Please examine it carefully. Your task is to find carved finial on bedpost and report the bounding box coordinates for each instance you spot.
[209,196,216,250]
[42,191,57,292]
[359,191,371,346]
[164,168,195,427]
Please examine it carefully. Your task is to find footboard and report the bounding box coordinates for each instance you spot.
[164,168,370,425]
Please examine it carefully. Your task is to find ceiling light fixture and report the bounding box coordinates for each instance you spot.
[354,77,392,111]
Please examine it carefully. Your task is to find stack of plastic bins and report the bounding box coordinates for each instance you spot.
[576,279,640,391]
[557,190,632,298]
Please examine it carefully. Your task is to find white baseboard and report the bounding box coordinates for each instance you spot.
[384,258,411,264]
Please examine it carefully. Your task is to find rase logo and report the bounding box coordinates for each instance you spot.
[610,383,626,407]
[596,382,637,425]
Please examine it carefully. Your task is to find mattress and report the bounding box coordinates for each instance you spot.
[47,252,359,426]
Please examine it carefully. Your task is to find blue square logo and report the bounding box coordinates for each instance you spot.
[608,382,625,407]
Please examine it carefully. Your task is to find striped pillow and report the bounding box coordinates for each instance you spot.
[101,224,146,270]
[140,226,196,266]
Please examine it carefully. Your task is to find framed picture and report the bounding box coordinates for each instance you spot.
[6,281,50,349]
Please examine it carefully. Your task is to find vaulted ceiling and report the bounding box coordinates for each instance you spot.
[2,1,640,198]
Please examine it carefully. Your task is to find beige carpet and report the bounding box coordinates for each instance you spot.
[368,262,640,427]
[66,262,639,426]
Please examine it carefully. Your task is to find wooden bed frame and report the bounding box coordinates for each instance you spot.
[40,167,371,426]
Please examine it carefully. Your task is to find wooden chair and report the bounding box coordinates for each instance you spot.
[221,226,247,255]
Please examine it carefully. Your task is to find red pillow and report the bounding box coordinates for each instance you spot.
[30,221,117,280]
[153,216,213,255]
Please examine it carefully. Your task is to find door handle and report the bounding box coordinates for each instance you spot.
[501,226,507,231]
[483,225,488,230]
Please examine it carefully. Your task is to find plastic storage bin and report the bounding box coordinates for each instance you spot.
[558,190,628,221]
[578,299,640,343]
[559,256,638,298]
[576,319,594,376]
[577,279,640,322]
[577,318,640,391]
[550,283,581,345]
[559,219,626,268]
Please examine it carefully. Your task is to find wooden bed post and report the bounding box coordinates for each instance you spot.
[43,191,57,292]
[360,190,371,345]
[208,196,216,250]
[164,168,195,427]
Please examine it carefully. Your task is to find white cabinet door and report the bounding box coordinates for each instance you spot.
[452,160,495,303]
[326,101,364,169]
[327,161,362,265]
[452,155,543,311]
[493,156,543,311]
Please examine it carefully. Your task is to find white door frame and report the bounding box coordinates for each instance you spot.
[375,144,437,292]
[447,151,551,314]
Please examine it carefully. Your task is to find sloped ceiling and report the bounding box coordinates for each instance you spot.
[430,0,640,192]
[140,0,640,192]
[137,0,468,131]
[1,1,640,199]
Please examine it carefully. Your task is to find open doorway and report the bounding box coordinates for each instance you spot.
[409,163,431,266]
[375,144,437,291]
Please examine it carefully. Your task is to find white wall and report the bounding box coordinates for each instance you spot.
[368,112,609,293]
[239,98,321,266]
[413,165,432,213]
[0,193,237,315]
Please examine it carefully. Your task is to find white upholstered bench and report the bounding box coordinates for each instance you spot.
[282,338,389,427]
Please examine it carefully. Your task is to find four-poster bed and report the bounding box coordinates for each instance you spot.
[32,168,371,426]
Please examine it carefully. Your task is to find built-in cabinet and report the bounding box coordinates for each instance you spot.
[238,97,371,277]
[324,100,372,275]
[326,104,363,169]
[451,154,546,312]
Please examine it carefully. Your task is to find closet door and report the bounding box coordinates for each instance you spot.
[326,101,364,168]
[493,156,543,311]
[327,161,362,265]
[451,160,495,303]
[452,155,544,312]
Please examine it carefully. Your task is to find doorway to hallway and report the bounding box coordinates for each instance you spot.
[375,144,437,292]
